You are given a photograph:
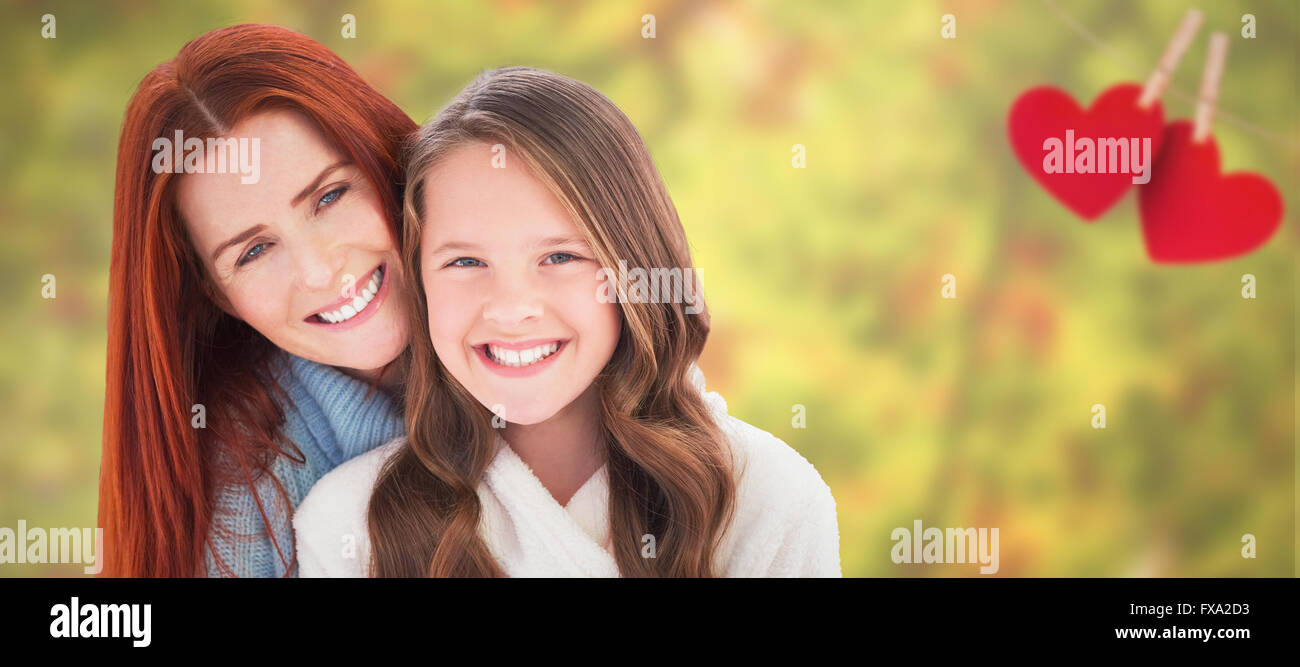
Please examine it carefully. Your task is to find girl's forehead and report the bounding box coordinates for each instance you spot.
[420,145,583,245]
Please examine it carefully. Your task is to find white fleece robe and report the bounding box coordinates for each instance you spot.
[293,371,841,577]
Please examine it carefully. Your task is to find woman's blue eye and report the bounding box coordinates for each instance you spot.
[544,252,578,265]
[317,186,348,210]
[238,242,268,266]
[448,257,484,268]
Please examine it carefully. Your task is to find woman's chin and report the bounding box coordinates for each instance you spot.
[316,344,404,376]
[337,330,406,368]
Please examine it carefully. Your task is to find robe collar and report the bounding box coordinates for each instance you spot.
[473,362,725,577]
[478,435,619,577]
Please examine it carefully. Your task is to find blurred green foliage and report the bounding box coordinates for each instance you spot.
[0,0,1294,576]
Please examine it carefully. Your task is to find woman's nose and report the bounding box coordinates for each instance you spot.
[293,235,345,293]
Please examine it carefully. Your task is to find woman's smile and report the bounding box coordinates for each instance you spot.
[304,262,390,330]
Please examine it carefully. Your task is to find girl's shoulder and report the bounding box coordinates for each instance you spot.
[296,436,406,523]
[292,437,407,577]
[695,376,836,534]
[714,413,835,518]
[710,413,841,576]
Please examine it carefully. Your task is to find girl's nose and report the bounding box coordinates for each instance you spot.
[482,273,544,328]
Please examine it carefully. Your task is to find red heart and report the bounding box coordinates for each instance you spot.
[1008,84,1165,220]
[1138,121,1283,263]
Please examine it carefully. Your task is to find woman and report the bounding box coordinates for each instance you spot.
[100,24,417,577]
[294,67,840,577]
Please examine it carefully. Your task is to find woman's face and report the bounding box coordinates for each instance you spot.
[177,109,408,374]
[418,142,621,426]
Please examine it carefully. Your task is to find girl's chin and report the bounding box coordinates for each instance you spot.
[481,401,562,427]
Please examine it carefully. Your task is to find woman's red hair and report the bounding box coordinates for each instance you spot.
[100,24,416,576]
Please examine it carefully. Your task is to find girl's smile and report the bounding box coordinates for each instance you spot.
[474,338,569,377]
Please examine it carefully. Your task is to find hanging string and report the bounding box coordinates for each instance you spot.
[1040,0,1299,153]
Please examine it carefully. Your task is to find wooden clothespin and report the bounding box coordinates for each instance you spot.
[1193,32,1229,142]
[1137,10,1204,110]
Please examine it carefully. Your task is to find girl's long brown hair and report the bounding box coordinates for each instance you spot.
[100,24,416,577]
[369,67,737,577]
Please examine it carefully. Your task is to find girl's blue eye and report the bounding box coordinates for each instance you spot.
[448,257,484,268]
[544,252,578,265]
[238,242,268,267]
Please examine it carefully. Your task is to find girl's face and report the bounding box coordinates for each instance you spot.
[418,142,621,425]
[177,109,408,375]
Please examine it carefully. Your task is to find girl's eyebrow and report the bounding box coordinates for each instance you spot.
[531,235,589,249]
[427,236,588,257]
[427,241,482,256]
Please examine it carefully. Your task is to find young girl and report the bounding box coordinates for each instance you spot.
[294,67,840,577]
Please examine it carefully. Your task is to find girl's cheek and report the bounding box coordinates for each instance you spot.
[425,311,458,359]
[428,278,471,313]
[574,271,612,310]
[427,292,475,344]
[546,265,602,304]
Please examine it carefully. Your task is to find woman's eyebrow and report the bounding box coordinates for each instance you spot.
[290,160,352,207]
[211,224,268,263]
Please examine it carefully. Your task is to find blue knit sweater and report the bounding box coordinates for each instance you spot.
[202,352,405,577]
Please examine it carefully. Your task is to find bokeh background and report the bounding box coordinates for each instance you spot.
[0,0,1294,576]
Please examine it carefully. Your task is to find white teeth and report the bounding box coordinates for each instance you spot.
[315,266,385,324]
[487,342,561,367]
